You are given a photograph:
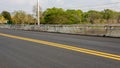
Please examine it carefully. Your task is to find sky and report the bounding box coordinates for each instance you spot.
[0,0,120,14]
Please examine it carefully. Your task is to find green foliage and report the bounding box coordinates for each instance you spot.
[12,10,26,24]
[115,12,120,23]
[102,9,118,23]
[66,9,83,24]
[12,10,36,24]
[43,7,83,24]
[1,11,11,21]
[44,7,68,24]
[1,8,120,24]
[0,14,6,23]
[1,11,12,24]
[7,20,12,24]
[84,10,102,24]
[102,9,114,20]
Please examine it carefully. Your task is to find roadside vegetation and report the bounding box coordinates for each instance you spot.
[0,7,120,24]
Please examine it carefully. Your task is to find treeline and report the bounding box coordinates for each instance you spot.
[0,7,120,24]
[0,11,36,24]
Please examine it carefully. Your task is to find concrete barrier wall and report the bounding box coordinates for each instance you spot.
[0,24,120,37]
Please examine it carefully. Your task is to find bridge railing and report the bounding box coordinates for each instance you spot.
[0,24,120,37]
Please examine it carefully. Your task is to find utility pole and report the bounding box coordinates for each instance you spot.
[37,0,40,25]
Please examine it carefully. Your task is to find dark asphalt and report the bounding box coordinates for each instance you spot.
[0,28,120,68]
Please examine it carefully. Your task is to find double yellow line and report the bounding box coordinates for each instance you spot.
[0,33,120,61]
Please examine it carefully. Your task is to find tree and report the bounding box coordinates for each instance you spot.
[115,12,120,23]
[43,7,83,24]
[12,10,36,24]
[84,10,102,24]
[1,11,12,24]
[0,14,6,24]
[24,14,37,24]
[102,9,115,23]
[66,9,83,24]
[44,7,69,24]
[1,11,11,20]
[12,10,26,24]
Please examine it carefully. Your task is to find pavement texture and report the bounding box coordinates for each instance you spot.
[0,28,120,68]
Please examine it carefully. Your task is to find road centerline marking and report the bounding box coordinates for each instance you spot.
[0,33,120,61]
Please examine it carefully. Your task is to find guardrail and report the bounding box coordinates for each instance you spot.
[0,24,120,37]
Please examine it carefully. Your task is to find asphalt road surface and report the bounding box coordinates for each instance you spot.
[0,28,120,68]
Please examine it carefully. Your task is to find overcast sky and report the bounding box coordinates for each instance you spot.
[0,0,120,14]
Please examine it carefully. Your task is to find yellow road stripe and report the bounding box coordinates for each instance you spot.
[0,33,120,61]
